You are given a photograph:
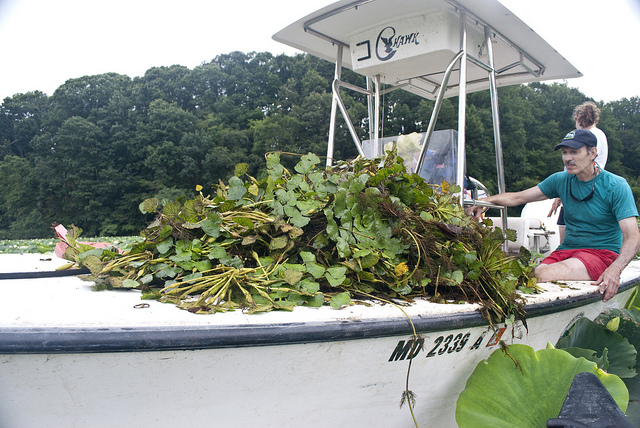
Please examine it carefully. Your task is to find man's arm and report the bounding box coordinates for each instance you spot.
[595,216,640,301]
[467,186,548,218]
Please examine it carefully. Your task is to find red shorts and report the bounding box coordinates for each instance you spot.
[540,249,619,281]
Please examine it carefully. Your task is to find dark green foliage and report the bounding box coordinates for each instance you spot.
[1,51,639,238]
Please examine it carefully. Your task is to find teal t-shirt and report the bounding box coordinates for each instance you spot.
[537,169,638,253]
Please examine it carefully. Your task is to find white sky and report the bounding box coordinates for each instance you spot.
[0,0,639,102]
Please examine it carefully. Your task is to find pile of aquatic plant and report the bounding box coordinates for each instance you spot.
[63,150,536,320]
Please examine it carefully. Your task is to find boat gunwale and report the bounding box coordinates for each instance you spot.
[1,276,637,355]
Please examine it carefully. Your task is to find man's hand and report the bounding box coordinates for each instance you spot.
[596,216,640,302]
[466,205,485,220]
[593,265,623,302]
[548,197,562,217]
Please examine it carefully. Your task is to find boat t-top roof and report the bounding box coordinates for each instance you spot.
[273,0,580,230]
[273,0,581,99]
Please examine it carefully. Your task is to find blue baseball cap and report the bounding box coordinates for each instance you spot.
[554,129,597,150]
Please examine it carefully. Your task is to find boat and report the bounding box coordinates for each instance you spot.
[1,1,637,427]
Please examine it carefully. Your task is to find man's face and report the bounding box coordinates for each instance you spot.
[562,145,596,178]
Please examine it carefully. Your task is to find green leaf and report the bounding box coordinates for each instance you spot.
[285,293,306,306]
[182,272,203,282]
[299,278,320,294]
[233,216,255,229]
[122,279,140,288]
[156,265,182,279]
[201,213,222,238]
[140,274,154,284]
[193,260,212,272]
[294,153,321,174]
[557,317,637,378]
[561,347,610,371]
[325,266,347,286]
[306,292,324,307]
[450,270,464,284]
[330,291,351,309]
[269,235,289,250]
[227,176,247,200]
[625,287,640,310]
[456,344,629,427]
[352,248,372,258]
[283,268,303,286]
[80,254,104,276]
[504,228,517,242]
[209,246,227,260]
[289,210,310,228]
[325,210,339,240]
[307,171,324,187]
[139,198,159,214]
[305,261,326,279]
[162,200,181,219]
[156,238,174,255]
[299,251,316,262]
[276,188,297,205]
[174,239,192,257]
[158,225,173,240]
[266,152,284,176]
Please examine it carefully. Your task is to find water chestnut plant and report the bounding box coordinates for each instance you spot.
[65,149,536,321]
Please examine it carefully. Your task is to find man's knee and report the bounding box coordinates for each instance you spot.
[534,263,555,282]
[534,259,591,282]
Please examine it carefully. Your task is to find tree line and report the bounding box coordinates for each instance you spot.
[1,51,639,239]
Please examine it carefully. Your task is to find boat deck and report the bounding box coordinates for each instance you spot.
[1,253,637,353]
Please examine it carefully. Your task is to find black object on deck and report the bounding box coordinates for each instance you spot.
[0,268,90,280]
[547,371,633,428]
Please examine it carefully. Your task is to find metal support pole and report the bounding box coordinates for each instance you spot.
[485,27,506,197]
[456,10,468,204]
[373,74,381,157]
[415,50,464,170]
[485,26,509,248]
[332,80,366,158]
[366,77,375,151]
[326,44,344,167]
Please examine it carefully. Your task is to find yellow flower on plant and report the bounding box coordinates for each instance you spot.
[395,262,409,276]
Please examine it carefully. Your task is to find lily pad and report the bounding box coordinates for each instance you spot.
[557,316,637,379]
[456,344,628,427]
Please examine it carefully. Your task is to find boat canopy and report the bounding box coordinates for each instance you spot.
[273,0,581,100]
[273,0,580,232]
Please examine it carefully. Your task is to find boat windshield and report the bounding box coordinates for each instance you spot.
[362,130,458,186]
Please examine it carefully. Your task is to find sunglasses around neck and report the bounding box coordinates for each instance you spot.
[569,162,599,202]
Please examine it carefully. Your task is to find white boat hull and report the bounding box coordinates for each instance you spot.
[1,254,638,427]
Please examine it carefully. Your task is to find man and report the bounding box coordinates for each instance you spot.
[550,101,609,242]
[467,129,640,302]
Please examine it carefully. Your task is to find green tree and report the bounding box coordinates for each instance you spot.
[0,91,50,159]
[1,52,639,238]
[0,155,48,238]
